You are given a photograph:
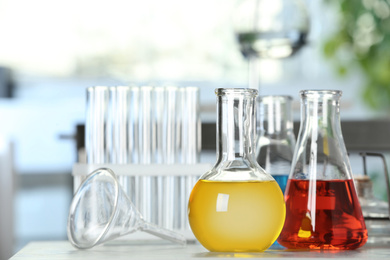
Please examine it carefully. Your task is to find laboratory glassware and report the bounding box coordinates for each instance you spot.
[278,90,367,249]
[256,95,295,193]
[83,86,201,234]
[188,88,285,252]
[67,168,186,249]
[233,0,309,90]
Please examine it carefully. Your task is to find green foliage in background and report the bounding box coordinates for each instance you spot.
[323,0,390,110]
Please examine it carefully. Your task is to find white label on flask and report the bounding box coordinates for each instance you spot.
[216,193,229,212]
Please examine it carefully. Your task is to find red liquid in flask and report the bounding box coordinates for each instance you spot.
[278,179,367,249]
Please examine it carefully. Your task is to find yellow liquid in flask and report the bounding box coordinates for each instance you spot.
[188,180,286,252]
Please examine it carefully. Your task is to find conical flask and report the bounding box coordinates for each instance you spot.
[278,90,367,249]
[256,95,296,193]
[67,168,186,249]
[188,88,285,252]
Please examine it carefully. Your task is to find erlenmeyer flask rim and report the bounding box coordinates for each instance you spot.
[300,89,342,99]
[215,88,258,97]
[259,95,293,102]
[67,168,120,249]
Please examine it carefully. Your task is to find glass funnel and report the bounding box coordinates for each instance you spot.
[256,95,295,193]
[188,88,285,252]
[67,168,186,249]
[277,90,367,250]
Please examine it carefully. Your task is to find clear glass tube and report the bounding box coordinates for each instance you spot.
[129,87,140,164]
[85,86,110,164]
[154,87,166,164]
[164,86,179,164]
[180,87,201,164]
[138,86,154,223]
[153,87,166,226]
[84,86,111,227]
[139,86,154,164]
[278,89,367,250]
[163,175,175,230]
[127,86,140,211]
[162,86,178,229]
[179,87,201,230]
[110,86,134,209]
[106,87,116,164]
[114,86,131,164]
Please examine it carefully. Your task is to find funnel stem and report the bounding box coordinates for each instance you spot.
[140,221,186,245]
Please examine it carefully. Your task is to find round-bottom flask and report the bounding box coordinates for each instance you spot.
[188,88,286,252]
[278,90,367,250]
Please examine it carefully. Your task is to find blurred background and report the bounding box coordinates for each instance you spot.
[1,0,390,259]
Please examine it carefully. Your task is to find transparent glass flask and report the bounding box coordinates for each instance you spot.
[256,95,296,193]
[277,90,367,249]
[188,88,286,252]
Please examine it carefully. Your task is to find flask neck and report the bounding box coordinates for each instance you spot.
[259,95,294,135]
[293,90,353,180]
[301,91,341,130]
[216,89,257,163]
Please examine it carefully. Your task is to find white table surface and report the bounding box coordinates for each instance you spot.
[10,240,390,259]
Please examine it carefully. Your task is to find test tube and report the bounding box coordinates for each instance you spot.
[154,87,166,225]
[112,86,133,198]
[85,86,110,164]
[154,87,166,164]
[180,87,201,230]
[139,86,154,164]
[180,87,201,164]
[164,86,179,164]
[107,87,117,164]
[84,86,110,226]
[139,86,155,222]
[162,86,178,229]
[114,86,132,164]
[128,86,140,210]
[129,86,140,164]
